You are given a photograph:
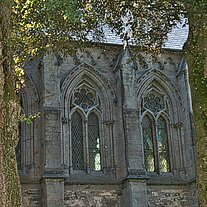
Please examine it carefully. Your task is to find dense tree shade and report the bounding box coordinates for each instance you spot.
[183,2,207,206]
[0,0,207,206]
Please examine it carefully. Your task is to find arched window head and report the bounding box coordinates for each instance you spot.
[142,89,171,174]
[70,84,102,173]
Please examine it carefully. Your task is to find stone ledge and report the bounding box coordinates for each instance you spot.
[20,176,41,184]
[146,175,196,185]
[64,174,123,185]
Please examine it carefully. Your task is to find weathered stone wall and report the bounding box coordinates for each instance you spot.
[18,46,197,207]
[20,182,197,207]
[147,184,197,207]
[21,184,41,207]
[64,184,121,207]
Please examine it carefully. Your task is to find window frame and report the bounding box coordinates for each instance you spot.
[69,85,104,175]
[142,106,171,175]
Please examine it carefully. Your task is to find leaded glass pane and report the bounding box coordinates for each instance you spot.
[157,116,170,172]
[142,116,155,172]
[88,112,101,171]
[71,111,84,170]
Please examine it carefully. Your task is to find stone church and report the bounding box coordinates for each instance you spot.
[17,24,197,206]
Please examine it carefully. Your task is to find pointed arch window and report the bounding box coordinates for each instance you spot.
[142,90,171,174]
[70,84,102,173]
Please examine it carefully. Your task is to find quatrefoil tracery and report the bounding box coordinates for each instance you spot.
[72,86,98,111]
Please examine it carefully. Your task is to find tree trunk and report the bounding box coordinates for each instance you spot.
[0,26,7,207]
[0,1,22,206]
[184,3,207,206]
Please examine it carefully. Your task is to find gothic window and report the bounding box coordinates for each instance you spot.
[70,84,102,172]
[142,90,170,174]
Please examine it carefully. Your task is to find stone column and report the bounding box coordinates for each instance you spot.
[41,53,65,207]
[42,179,64,207]
[124,109,145,174]
[176,58,196,180]
[122,180,148,207]
[117,47,148,206]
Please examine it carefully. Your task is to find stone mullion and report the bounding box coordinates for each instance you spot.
[153,122,160,174]
[101,121,107,174]
[84,118,89,173]
[167,123,173,172]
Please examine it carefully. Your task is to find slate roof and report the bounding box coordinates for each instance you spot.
[163,22,189,50]
[96,22,189,51]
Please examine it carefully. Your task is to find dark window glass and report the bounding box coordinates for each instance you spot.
[157,116,170,172]
[71,111,84,170]
[143,115,155,172]
[88,112,101,171]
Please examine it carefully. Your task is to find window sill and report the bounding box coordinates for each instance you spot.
[65,173,121,185]
[146,173,189,185]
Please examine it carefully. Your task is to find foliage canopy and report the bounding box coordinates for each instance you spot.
[12,0,185,57]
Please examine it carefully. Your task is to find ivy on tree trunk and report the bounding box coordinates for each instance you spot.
[184,2,207,206]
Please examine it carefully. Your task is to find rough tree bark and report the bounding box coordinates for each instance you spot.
[184,3,207,206]
[0,25,7,207]
[0,1,22,206]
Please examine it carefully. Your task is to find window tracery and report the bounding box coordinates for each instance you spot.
[142,90,170,174]
[72,86,98,111]
[143,90,165,113]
